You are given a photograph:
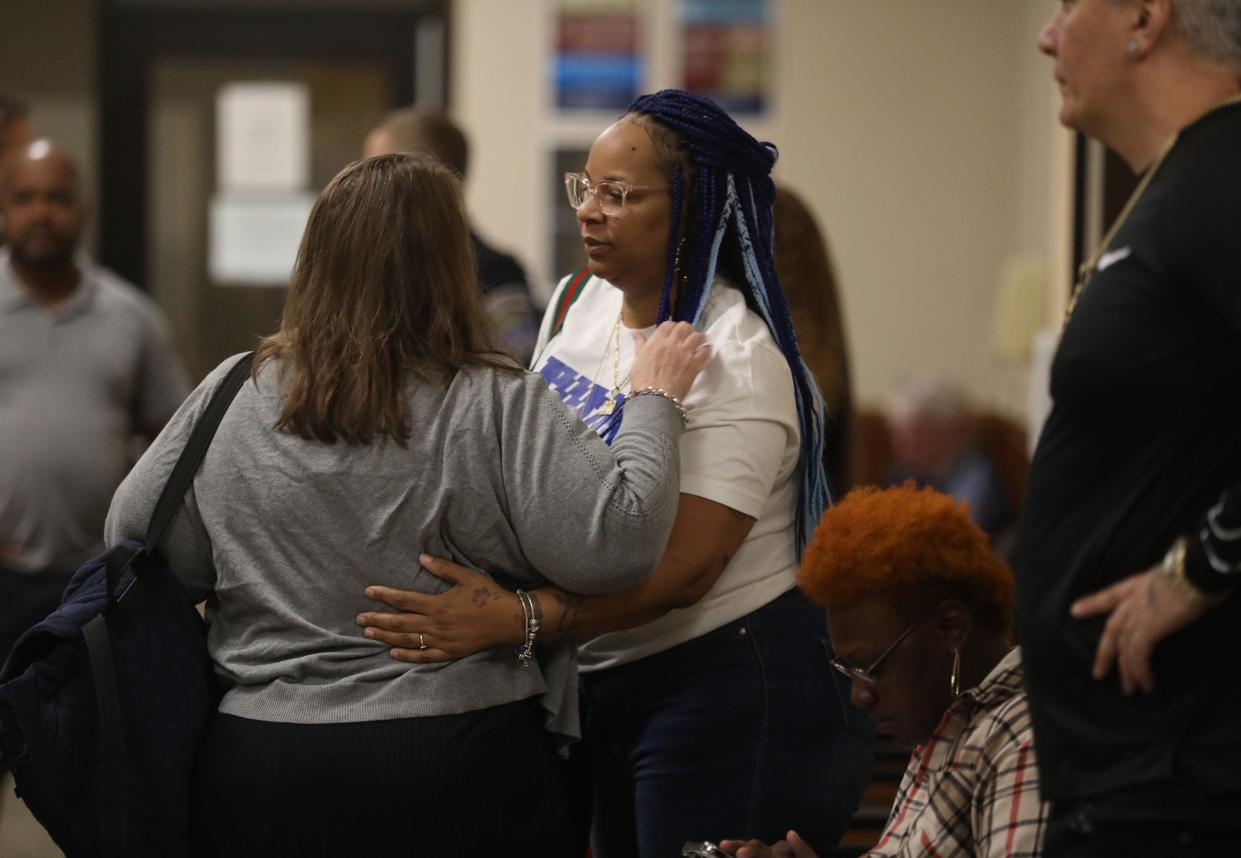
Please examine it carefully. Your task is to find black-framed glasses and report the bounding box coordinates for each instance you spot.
[828,617,924,689]
[564,171,668,217]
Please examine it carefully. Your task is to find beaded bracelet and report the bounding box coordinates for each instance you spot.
[628,387,689,426]
[515,589,542,668]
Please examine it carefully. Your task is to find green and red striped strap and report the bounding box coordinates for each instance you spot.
[547,266,592,342]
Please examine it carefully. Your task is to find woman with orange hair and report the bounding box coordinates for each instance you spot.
[721,484,1048,858]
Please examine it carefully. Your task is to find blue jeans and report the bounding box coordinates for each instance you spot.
[579,588,874,858]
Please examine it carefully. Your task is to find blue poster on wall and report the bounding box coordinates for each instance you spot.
[554,1,641,110]
[680,0,770,115]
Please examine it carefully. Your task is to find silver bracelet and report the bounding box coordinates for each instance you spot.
[628,387,689,426]
[515,589,541,668]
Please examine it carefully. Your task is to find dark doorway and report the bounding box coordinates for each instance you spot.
[98,2,447,378]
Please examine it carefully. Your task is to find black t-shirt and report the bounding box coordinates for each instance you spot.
[1013,102,1241,804]
[471,232,528,298]
[470,231,540,365]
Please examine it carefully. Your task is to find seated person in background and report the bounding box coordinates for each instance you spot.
[885,377,1010,539]
[722,484,1048,858]
[364,108,542,365]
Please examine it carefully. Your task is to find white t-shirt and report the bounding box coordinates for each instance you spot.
[532,274,801,671]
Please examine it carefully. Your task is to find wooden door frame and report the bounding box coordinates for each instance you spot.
[99,3,447,287]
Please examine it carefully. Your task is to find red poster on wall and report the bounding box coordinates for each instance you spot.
[680,0,770,115]
[555,0,641,111]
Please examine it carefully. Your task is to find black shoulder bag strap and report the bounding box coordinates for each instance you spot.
[82,352,254,858]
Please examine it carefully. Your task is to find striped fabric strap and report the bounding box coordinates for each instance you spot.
[1186,482,1241,592]
[547,267,592,342]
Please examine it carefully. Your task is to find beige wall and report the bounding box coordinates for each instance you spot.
[1,0,1073,416]
[454,0,1072,417]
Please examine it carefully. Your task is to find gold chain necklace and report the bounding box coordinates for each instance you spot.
[1065,92,1241,324]
[595,309,631,416]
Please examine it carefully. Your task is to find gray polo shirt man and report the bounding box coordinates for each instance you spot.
[0,248,188,576]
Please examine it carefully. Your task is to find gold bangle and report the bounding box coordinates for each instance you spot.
[1160,537,1225,608]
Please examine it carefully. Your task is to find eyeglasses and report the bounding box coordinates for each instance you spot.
[828,617,924,689]
[564,172,668,217]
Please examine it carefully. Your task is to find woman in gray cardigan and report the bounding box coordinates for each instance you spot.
[104,153,708,857]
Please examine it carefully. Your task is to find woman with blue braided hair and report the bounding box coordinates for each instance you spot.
[358,90,873,856]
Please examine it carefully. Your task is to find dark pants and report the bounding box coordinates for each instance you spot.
[0,565,73,671]
[1045,782,1241,857]
[190,699,574,858]
[579,588,874,858]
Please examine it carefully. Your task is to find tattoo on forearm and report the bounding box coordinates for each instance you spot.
[547,589,590,640]
[558,593,588,639]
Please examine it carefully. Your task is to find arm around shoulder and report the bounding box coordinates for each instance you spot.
[501,376,686,593]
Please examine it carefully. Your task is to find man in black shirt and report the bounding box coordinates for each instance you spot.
[1018,2,1241,854]
[364,109,542,365]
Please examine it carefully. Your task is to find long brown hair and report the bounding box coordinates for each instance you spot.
[773,185,856,492]
[255,153,516,445]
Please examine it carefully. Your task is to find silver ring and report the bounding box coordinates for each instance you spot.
[418,633,428,650]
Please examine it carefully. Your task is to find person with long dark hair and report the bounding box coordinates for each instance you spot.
[103,153,708,856]
[358,91,873,857]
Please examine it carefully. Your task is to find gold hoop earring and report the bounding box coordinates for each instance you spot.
[949,648,961,700]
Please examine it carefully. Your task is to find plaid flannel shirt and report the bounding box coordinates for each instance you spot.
[867,647,1047,858]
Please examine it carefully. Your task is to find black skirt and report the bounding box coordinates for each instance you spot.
[190,698,573,858]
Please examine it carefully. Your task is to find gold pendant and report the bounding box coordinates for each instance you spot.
[598,397,616,415]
